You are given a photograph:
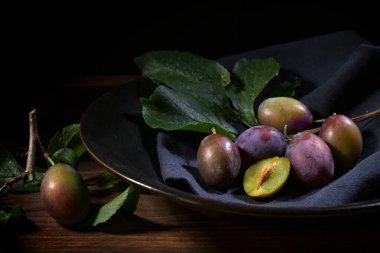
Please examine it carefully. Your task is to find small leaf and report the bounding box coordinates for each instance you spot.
[226,58,280,126]
[52,148,79,168]
[0,206,25,225]
[84,184,140,226]
[47,124,86,160]
[136,51,239,139]
[47,132,61,157]
[66,133,86,159]
[0,147,23,180]
[0,147,24,195]
[265,77,301,98]
[0,146,44,194]
[96,172,124,189]
[61,124,81,147]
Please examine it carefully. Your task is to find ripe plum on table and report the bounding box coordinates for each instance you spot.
[40,163,90,225]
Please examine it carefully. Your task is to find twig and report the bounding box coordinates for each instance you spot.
[291,108,380,137]
[25,109,37,181]
[351,108,380,122]
[313,109,380,125]
[0,172,29,193]
[36,129,55,166]
[25,109,55,181]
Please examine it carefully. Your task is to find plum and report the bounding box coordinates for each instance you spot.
[258,97,313,134]
[319,114,363,169]
[235,125,287,169]
[197,131,241,190]
[40,163,90,225]
[285,132,334,188]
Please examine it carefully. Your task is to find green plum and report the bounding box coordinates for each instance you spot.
[40,163,90,225]
[258,97,313,134]
[319,114,363,169]
[243,157,290,198]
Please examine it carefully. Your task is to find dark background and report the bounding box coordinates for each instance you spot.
[2,1,379,145]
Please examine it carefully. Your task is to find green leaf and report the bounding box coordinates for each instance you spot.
[47,124,86,160]
[135,50,231,93]
[0,147,23,181]
[0,147,24,195]
[0,206,25,225]
[265,77,301,98]
[226,58,280,126]
[96,172,124,189]
[136,51,238,139]
[0,146,44,194]
[52,148,79,168]
[141,86,237,139]
[84,184,140,226]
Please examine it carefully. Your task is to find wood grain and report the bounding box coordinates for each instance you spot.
[1,159,380,253]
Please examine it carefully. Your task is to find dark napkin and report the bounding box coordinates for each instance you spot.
[157,31,380,207]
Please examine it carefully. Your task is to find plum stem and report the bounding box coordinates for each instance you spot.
[313,119,325,123]
[283,124,290,138]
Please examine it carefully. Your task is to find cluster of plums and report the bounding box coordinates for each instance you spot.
[197,97,363,198]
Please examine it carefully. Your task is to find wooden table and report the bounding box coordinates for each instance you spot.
[1,76,379,253]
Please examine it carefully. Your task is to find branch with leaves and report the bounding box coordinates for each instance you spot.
[1,109,140,227]
[1,110,37,193]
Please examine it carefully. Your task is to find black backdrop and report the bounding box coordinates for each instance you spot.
[2,1,379,144]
